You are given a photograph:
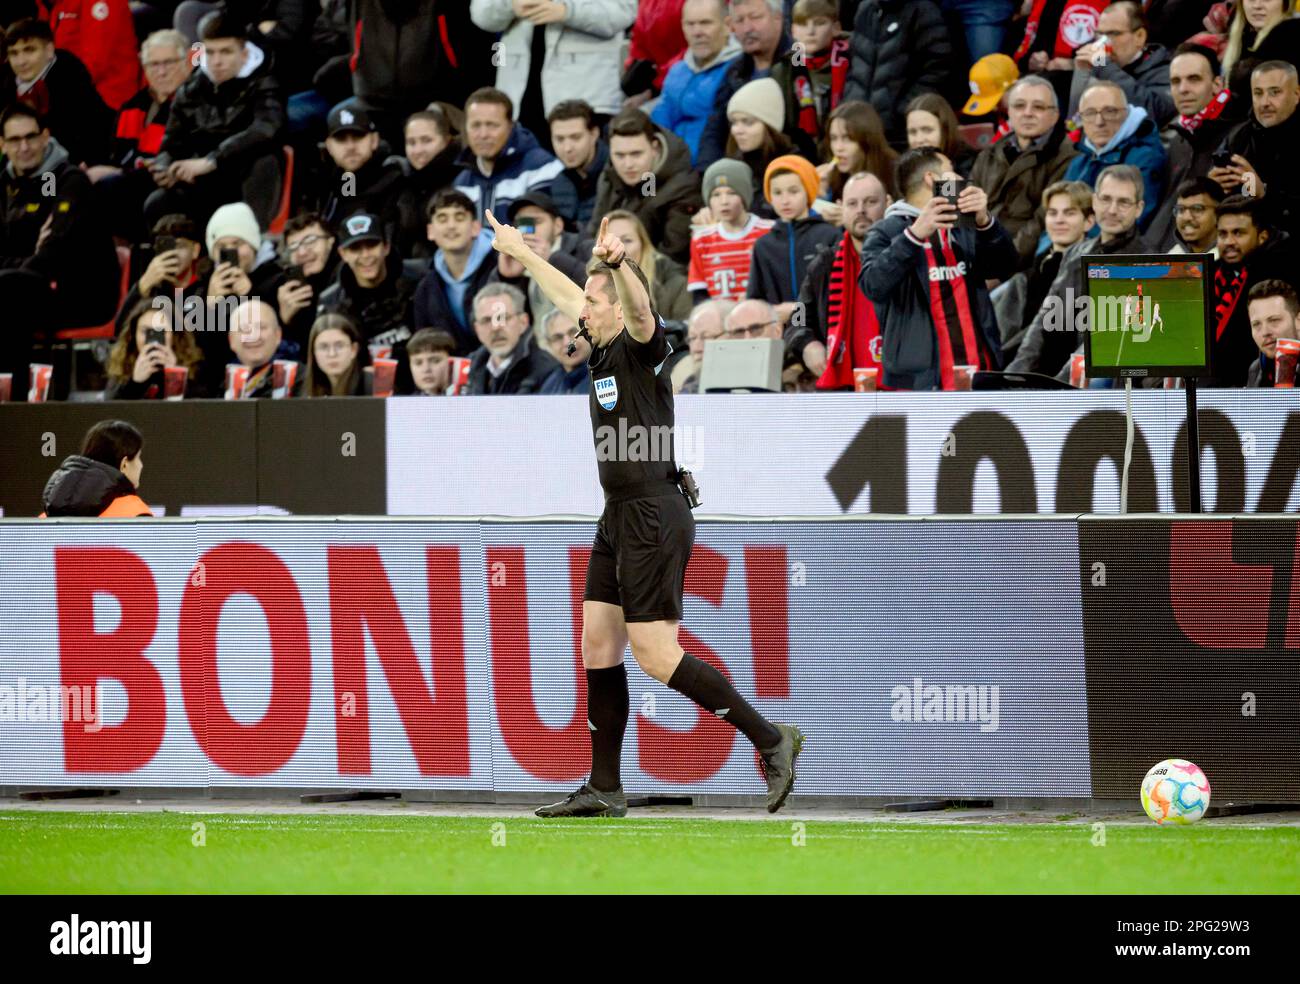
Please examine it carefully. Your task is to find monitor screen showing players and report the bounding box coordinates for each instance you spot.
[1082,255,1213,378]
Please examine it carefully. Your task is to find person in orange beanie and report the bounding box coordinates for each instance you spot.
[745,154,841,322]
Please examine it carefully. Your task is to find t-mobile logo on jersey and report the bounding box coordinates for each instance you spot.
[711,268,739,296]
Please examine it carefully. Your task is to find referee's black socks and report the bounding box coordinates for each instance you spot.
[668,652,782,752]
[586,664,629,793]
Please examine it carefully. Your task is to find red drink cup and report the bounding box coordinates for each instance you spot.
[0,373,11,402]
[225,364,249,400]
[1070,353,1086,388]
[163,365,188,400]
[952,365,975,391]
[1275,337,1300,388]
[27,363,53,402]
[447,356,471,396]
[368,343,392,362]
[853,367,878,393]
[371,357,398,397]
[272,360,298,398]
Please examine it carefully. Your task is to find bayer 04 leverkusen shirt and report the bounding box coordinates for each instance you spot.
[587,316,678,498]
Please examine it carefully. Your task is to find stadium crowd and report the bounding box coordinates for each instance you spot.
[1,0,1299,399]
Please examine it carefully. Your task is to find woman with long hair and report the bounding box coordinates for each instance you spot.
[819,100,899,201]
[602,210,693,322]
[302,313,368,397]
[1222,0,1300,100]
[905,93,976,177]
[725,78,794,219]
[41,419,152,518]
[104,298,206,399]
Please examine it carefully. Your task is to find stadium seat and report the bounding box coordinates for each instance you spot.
[268,145,295,236]
[54,244,131,345]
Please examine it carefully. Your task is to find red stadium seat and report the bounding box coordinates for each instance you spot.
[268,145,295,236]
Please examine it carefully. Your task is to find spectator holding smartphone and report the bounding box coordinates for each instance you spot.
[275,212,338,352]
[116,214,207,335]
[104,297,207,400]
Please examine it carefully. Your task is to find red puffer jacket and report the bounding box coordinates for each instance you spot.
[625,0,686,93]
[44,0,142,110]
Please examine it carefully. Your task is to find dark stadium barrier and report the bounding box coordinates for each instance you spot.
[0,399,386,518]
[3,392,1298,517]
[1,515,1295,803]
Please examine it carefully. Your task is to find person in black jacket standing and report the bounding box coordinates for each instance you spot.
[484,205,805,819]
[841,0,952,147]
[144,13,284,230]
[860,146,1019,390]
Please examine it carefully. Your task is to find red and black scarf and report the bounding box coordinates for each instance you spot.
[1177,87,1231,133]
[1214,265,1248,342]
[924,228,987,390]
[817,231,881,390]
[793,38,850,142]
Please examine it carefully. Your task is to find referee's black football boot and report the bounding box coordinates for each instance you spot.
[535,783,628,818]
[759,724,806,814]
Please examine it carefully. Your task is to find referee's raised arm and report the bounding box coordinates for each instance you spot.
[591,215,657,343]
[484,208,585,323]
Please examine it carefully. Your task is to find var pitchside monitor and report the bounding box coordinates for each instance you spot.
[1082,254,1214,379]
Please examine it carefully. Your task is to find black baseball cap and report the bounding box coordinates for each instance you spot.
[337,212,385,248]
[327,104,375,138]
[507,191,562,224]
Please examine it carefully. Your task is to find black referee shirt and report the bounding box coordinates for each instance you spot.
[587,317,678,498]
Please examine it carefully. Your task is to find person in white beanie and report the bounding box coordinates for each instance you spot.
[190,201,286,393]
[725,77,793,218]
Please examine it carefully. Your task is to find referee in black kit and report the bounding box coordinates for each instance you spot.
[484,208,805,817]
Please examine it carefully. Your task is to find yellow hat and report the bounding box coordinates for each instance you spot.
[962,54,1019,116]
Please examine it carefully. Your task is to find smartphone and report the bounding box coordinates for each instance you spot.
[155,234,176,255]
[1211,150,1234,169]
[144,327,167,349]
[938,177,967,208]
[219,247,239,267]
[285,263,305,284]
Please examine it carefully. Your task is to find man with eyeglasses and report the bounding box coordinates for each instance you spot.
[0,17,114,166]
[1167,178,1223,256]
[84,29,193,242]
[1145,43,1231,251]
[1064,80,1166,231]
[1007,163,1150,378]
[1069,1,1174,127]
[0,102,119,396]
[275,212,339,350]
[539,308,592,394]
[462,282,558,396]
[970,75,1077,265]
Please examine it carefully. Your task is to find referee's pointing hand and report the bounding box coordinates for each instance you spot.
[592,215,626,267]
[485,209,525,258]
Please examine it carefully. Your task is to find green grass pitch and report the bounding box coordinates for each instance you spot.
[2,811,1298,893]
[1088,277,1206,369]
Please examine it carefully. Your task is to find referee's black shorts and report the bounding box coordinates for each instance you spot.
[584,484,695,623]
